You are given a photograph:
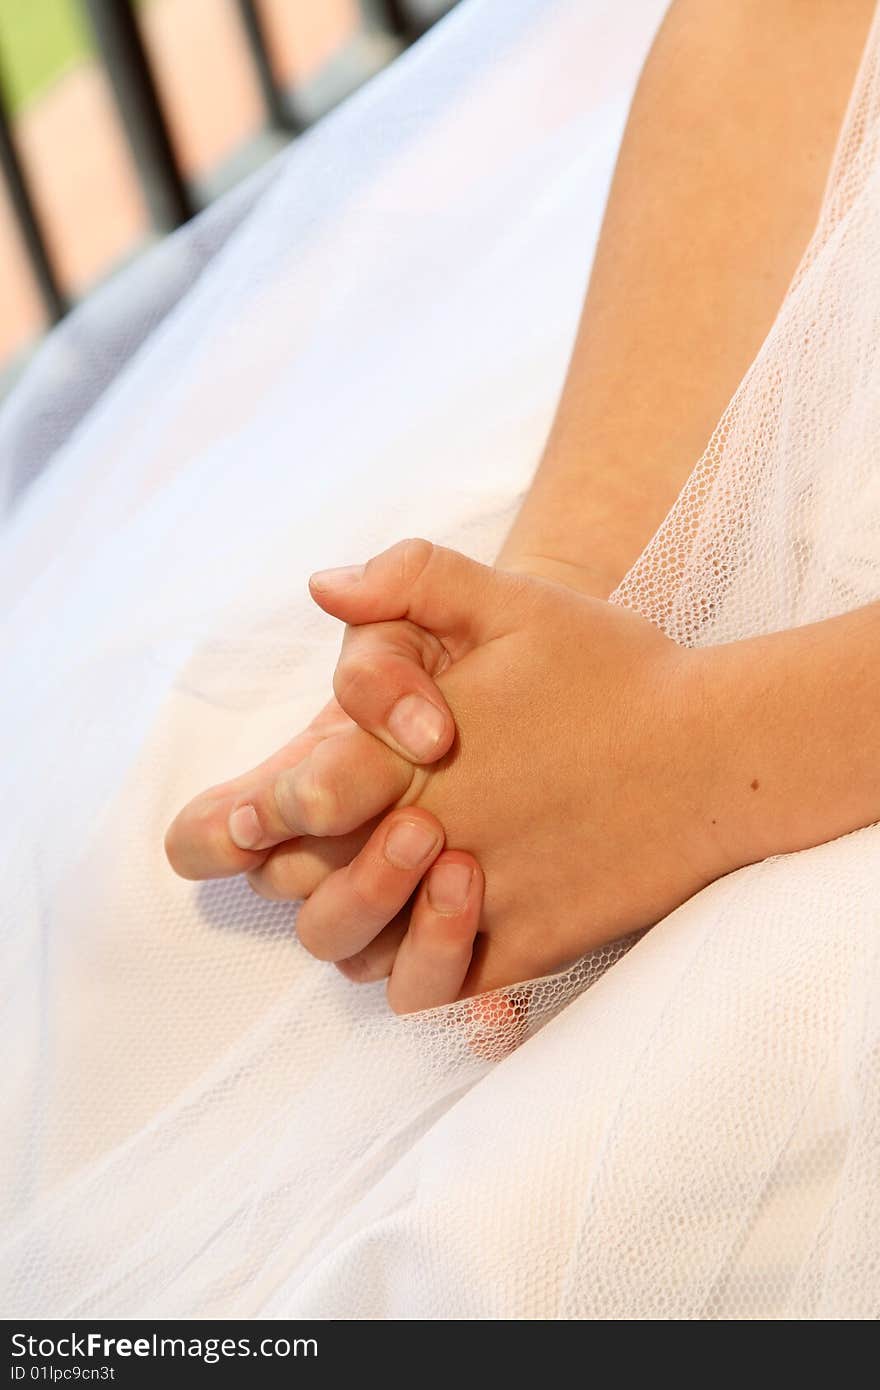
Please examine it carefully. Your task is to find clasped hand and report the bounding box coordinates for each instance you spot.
[166,540,739,1011]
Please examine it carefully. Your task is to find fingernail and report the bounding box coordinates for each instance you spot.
[310,564,365,592]
[385,819,441,870]
[427,861,473,913]
[228,803,261,850]
[387,693,447,760]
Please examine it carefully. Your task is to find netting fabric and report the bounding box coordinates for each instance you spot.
[2,0,880,1318]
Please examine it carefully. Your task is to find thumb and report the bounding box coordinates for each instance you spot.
[308,539,511,657]
[333,619,456,764]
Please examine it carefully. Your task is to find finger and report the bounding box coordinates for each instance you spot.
[309,539,514,656]
[386,852,483,1014]
[335,913,410,985]
[246,821,375,901]
[465,987,530,1060]
[266,725,415,841]
[333,620,455,764]
[178,720,415,880]
[165,698,350,880]
[295,808,445,963]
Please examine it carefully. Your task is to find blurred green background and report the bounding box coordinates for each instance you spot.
[0,2,159,113]
[0,0,95,113]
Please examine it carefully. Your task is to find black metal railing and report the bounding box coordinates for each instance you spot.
[0,83,67,325]
[234,0,296,135]
[82,0,192,232]
[0,0,458,346]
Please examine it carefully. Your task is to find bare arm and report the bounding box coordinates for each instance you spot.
[167,1,880,1014]
[499,0,875,595]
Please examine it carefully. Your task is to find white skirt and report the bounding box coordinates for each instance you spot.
[2,0,879,1319]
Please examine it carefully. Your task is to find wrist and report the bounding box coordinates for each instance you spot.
[494,548,617,599]
[677,643,769,879]
[691,610,880,874]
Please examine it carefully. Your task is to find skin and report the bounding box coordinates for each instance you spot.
[169,537,880,1005]
[166,0,879,1011]
[499,0,877,594]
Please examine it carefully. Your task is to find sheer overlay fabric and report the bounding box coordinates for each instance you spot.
[2,0,879,1318]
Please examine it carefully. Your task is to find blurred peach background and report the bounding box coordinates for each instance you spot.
[1,1,447,369]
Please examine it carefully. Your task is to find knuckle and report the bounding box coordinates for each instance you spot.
[410,910,467,949]
[245,867,281,901]
[343,866,388,931]
[391,537,434,590]
[283,761,341,838]
[246,854,298,902]
[335,952,387,984]
[333,653,385,711]
[294,905,336,962]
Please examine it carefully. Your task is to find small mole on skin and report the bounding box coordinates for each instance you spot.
[750,778,760,791]
[711,818,717,825]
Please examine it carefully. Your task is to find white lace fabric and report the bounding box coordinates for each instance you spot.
[2,0,879,1319]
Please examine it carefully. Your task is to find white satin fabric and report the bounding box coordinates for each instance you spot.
[2,0,880,1319]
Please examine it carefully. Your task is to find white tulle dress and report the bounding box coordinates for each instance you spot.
[2,0,880,1318]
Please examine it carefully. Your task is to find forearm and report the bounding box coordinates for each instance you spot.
[702,602,880,870]
[499,0,874,596]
